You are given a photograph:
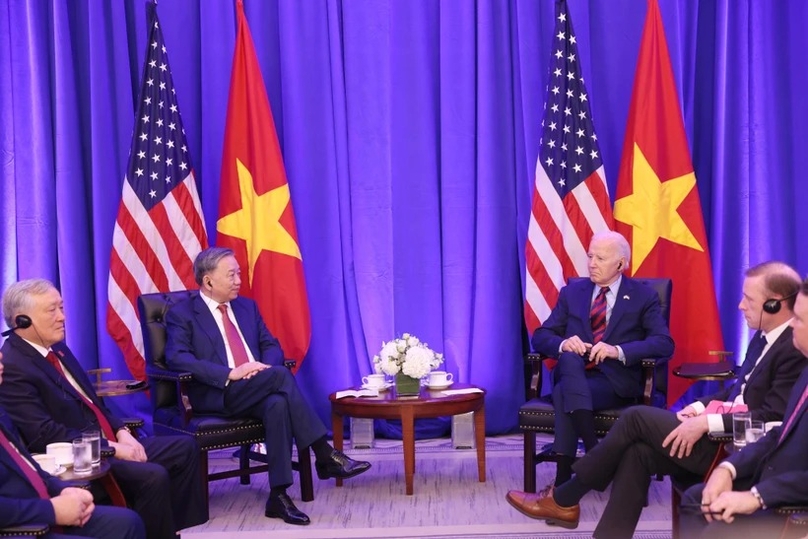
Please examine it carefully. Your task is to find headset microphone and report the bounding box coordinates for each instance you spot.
[1,314,33,337]
[762,290,799,315]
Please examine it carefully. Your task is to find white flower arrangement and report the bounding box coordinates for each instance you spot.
[373,333,444,380]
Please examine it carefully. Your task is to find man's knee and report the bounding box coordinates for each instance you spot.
[138,462,172,491]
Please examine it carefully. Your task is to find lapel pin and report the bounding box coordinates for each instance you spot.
[623,295,630,300]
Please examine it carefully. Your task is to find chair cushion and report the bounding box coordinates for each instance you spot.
[153,408,266,451]
[518,398,626,436]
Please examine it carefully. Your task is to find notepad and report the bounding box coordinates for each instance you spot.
[334,388,379,399]
[441,388,484,396]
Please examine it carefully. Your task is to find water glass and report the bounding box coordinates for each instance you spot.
[732,411,752,447]
[72,438,92,475]
[745,420,765,444]
[82,430,101,466]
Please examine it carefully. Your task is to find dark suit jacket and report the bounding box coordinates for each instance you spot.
[0,407,69,527]
[697,327,807,432]
[164,294,285,413]
[724,367,808,507]
[0,334,125,452]
[531,277,674,398]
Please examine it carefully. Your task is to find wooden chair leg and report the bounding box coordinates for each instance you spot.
[239,443,251,485]
[200,450,210,511]
[671,484,681,539]
[298,445,314,502]
[523,430,537,493]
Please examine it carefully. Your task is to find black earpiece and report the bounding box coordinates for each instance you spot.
[762,291,799,315]
[1,314,32,337]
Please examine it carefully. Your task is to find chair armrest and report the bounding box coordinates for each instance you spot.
[640,358,666,406]
[707,432,733,444]
[0,524,49,536]
[284,360,297,370]
[525,353,550,400]
[146,366,195,426]
[146,366,193,382]
[122,418,144,430]
[101,446,116,458]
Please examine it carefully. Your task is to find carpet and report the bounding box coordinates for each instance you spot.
[182,435,672,538]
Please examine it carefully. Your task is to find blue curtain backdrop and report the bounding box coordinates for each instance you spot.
[2,0,807,434]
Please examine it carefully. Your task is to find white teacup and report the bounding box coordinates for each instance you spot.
[428,371,453,387]
[46,442,74,466]
[362,374,386,388]
[32,454,58,474]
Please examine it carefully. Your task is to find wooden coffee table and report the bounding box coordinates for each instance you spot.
[328,383,486,495]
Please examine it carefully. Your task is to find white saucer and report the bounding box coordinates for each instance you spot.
[427,380,454,390]
[49,465,67,476]
[361,382,392,392]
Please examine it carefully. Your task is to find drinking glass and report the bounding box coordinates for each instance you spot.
[732,411,752,447]
[72,438,92,475]
[745,420,765,443]
[83,430,101,466]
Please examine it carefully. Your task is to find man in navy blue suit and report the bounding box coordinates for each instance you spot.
[506,261,806,536]
[0,279,208,539]
[164,246,371,526]
[528,231,674,487]
[0,350,145,539]
[680,276,808,538]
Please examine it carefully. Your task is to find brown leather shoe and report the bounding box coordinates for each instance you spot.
[505,489,580,529]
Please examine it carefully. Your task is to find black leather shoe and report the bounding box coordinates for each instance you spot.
[315,449,372,480]
[265,492,310,526]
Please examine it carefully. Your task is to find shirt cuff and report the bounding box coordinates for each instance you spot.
[558,341,566,355]
[717,462,737,480]
[690,401,706,414]
[706,413,726,434]
[616,346,626,364]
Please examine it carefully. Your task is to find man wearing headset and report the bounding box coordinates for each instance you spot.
[0,279,207,539]
[0,349,146,538]
[680,273,808,538]
[507,261,807,539]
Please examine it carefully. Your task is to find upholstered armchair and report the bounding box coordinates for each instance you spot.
[137,291,314,509]
[519,277,672,493]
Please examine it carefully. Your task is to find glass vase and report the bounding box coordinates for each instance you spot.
[394,372,421,397]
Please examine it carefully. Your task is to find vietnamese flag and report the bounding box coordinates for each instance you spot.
[614,0,724,405]
[217,0,311,368]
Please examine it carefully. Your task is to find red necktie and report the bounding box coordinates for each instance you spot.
[587,287,609,370]
[217,304,250,367]
[590,287,609,343]
[0,427,50,499]
[779,385,808,443]
[46,352,117,441]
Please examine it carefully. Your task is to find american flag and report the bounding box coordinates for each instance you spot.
[524,0,614,332]
[107,2,207,380]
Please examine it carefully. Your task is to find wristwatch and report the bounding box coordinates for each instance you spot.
[750,486,767,510]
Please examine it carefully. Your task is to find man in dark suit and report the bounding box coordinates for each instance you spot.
[164,246,371,526]
[680,274,808,538]
[507,261,807,538]
[0,279,207,539]
[0,350,146,539]
[529,231,675,488]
